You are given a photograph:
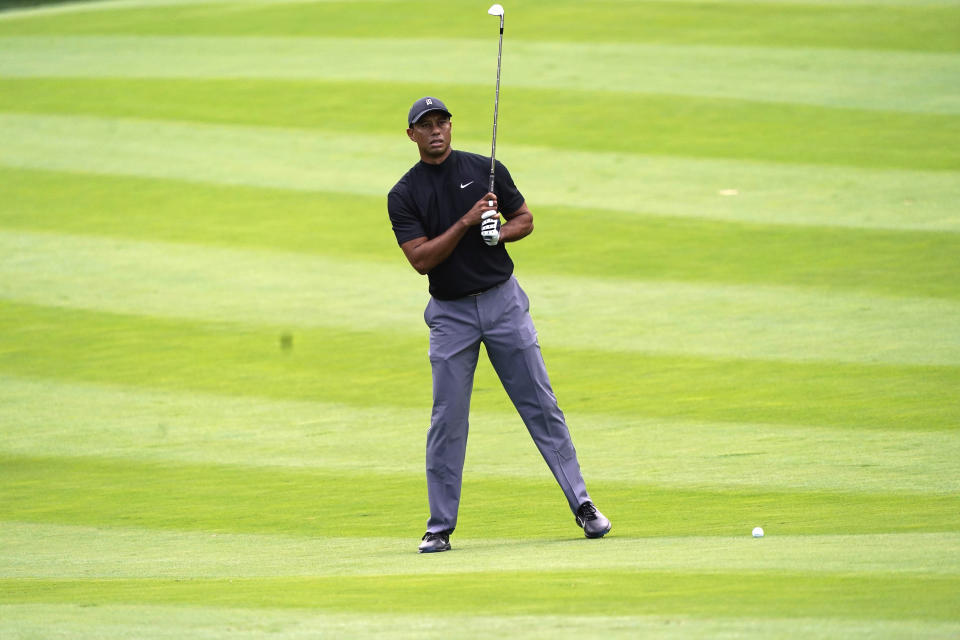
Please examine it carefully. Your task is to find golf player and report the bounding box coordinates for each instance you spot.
[387,97,611,553]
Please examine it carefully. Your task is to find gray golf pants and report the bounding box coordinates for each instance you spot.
[423,276,591,534]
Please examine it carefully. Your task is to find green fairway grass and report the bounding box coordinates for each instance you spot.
[1,0,958,638]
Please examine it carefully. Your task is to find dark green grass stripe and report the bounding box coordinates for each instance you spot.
[4,168,959,300]
[3,572,959,620]
[0,0,71,11]
[1,1,957,53]
[4,455,959,538]
[2,79,957,170]
[0,0,78,10]
[2,301,959,429]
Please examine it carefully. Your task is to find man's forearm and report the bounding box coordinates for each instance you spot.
[499,211,533,243]
[401,218,471,275]
[401,194,501,274]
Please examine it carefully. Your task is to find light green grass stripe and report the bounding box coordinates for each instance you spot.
[3,375,957,493]
[2,607,958,640]
[3,522,958,578]
[3,229,959,366]
[2,114,957,232]
[4,573,959,620]
[1,37,958,114]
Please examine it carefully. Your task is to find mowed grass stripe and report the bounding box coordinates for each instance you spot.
[4,573,959,620]
[5,455,960,539]
[3,300,957,429]
[2,37,958,114]
[2,114,957,231]
[5,522,958,578]
[3,606,958,640]
[3,230,958,365]
[5,168,958,300]
[4,375,958,493]
[2,0,957,16]
[4,78,957,171]
[2,0,958,53]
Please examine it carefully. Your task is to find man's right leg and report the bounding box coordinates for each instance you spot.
[424,297,482,535]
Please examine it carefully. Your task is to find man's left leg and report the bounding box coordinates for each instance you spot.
[479,278,597,517]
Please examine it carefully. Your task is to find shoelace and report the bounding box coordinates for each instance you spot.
[578,503,598,521]
[422,532,448,541]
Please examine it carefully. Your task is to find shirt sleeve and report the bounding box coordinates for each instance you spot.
[493,160,525,215]
[387,185,427,246]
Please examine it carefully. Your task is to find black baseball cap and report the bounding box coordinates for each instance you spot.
[408,96,452,127]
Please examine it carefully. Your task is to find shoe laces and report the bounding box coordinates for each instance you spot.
[422,531,448,542]
[577,502,598,521]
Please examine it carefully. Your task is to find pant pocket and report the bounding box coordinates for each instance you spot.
[423,298,435,326]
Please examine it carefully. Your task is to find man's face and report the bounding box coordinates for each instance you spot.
[407,112,452,162]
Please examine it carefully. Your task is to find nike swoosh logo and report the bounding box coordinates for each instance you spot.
[460,181,474,189]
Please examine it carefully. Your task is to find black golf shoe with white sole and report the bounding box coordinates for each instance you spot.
[418,531,451,553]
[576,502,611,539]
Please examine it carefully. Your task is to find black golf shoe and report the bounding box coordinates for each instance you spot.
[417,531,451,553]
[575,502,611,539]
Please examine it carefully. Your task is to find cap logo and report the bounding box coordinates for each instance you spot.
[425,98,433,105]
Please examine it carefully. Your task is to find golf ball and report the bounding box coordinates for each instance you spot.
[752,527,764,538]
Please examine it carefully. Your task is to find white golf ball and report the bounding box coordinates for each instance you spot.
[752,527,764,538]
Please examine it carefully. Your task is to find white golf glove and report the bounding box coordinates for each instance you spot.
[480,210,500,246]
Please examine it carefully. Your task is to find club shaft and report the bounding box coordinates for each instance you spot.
[488,17,503,196]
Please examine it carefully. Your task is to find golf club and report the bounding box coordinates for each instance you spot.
[487,3,504,209]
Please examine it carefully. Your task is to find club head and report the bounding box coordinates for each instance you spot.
[488,4,504,17]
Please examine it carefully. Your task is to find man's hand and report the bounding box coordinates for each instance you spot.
[462,193,498,227]
[480,210,501,246]
[467,192,499,247]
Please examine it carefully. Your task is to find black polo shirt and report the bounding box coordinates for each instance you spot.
[388,149,526,300]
